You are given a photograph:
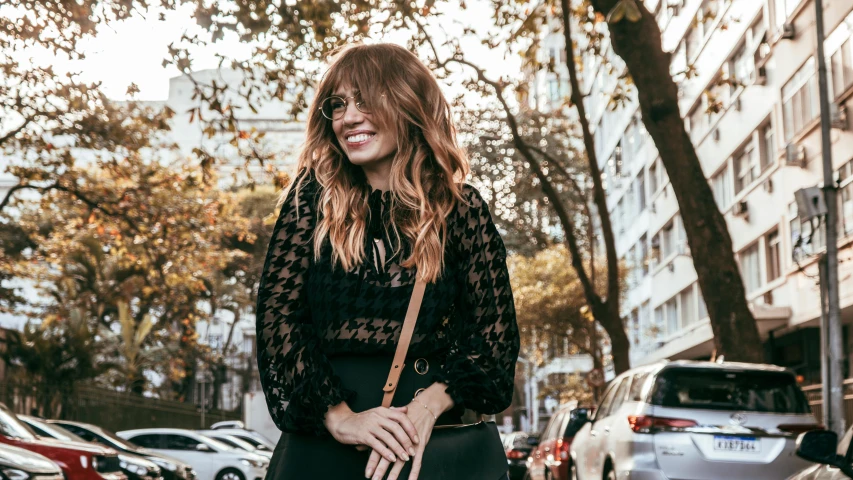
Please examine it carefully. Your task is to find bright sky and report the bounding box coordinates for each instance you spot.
[20,1,524,102]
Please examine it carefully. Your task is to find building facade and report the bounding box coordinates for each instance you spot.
[528,0,853,384]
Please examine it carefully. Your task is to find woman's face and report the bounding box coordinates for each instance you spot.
[329,86,397,171]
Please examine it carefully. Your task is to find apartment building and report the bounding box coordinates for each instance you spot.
[527,0,853,383]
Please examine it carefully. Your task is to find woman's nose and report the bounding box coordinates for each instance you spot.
[342,100,364,124]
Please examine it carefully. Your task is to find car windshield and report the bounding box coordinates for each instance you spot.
[510,434,530,449]
[231,434,271,450]
[214,435,256,452]
[0,409,38,440]
[199,435,235,451]
[96,427,140,449]
[29,420,86,442]
[650,368,811,414]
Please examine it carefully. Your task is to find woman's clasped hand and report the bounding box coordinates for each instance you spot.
[324,403,420,472]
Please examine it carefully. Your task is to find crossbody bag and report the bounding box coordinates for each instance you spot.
[380,277,508,480]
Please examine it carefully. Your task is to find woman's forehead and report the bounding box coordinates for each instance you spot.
[331,83,357,97]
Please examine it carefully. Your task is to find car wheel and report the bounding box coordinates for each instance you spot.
[216,468,245,480]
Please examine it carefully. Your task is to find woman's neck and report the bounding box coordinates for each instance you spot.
[361,163,392,192]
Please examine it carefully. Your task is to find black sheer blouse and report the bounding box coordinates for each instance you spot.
[256,169,520,436]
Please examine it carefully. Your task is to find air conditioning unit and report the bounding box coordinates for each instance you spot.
[831,103,849,130]
[734,97,742,112]
[785,143,807,167]
[755,66,768,85]
[712,128,721,141]
[781,23,795,40]
[733,200,749,216]
[762,178,774,193]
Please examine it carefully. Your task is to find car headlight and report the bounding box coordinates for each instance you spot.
[148,457,178,472]
[119,455,149,476]
[239,458,264,469]
[0,468,30,480]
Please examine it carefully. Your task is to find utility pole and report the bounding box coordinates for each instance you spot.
[814,0,845,437]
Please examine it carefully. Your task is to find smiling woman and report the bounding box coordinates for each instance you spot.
[256,43,519,480]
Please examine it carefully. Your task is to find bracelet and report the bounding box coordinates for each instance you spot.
[414,398,438,421]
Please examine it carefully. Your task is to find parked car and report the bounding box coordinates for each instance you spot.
[196,432,272,460]
[501,431,537,480]
[788,428,853,479]
[570,360,819,480]
[209,422,244,431]
[49,419,197,480]
[19,415,162,480]
[196,429,273,453]
[117,428,268,480]
[526,406,592,480]
[0,442,64,480]
[0,404,125,480]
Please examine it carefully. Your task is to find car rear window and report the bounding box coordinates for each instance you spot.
[650,368,810,414]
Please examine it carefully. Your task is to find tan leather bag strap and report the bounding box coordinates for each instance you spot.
[381,277,427,408]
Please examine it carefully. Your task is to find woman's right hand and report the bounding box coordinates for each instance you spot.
[323,402,419,463]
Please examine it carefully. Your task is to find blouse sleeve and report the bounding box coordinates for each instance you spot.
[437,185,520,414]
[255,170,354,436]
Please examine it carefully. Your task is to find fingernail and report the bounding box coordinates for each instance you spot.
[403,454,410,461]
[389,455,396,462]
[414,434,420,444]
[409,447,416,456]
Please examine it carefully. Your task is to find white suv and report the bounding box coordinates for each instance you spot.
[117,428,268,480]
[570,361,819,480]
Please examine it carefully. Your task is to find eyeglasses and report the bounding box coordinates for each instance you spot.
[319,94,373,120]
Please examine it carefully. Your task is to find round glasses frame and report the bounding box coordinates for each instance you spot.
[318,94,372,121]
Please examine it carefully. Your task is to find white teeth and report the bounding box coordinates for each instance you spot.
[346,133,374,143]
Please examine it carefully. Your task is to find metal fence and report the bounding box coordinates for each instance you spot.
[0,381,241,432]
[801,379,853,423]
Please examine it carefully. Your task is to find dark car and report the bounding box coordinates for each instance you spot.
[526,406,592,480]
[20,415,162,480]
[48,420,196,480]
[503,432,538,480]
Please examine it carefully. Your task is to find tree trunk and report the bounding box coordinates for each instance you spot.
[582,0,764,363]
[560,0,631,374]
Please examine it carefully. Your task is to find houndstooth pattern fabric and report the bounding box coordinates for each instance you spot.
[256,169,519,436]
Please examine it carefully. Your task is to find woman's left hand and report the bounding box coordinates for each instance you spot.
[365,383,452,480]
[365,398,434,480]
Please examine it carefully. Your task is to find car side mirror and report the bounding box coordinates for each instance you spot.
[797,431,853,479]
[195,444,213,453]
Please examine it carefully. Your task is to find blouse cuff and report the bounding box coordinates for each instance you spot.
[284,380,358,436]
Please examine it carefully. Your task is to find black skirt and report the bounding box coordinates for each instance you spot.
[265,355,508,480]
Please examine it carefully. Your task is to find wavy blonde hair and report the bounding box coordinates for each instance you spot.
[285,43,469,283]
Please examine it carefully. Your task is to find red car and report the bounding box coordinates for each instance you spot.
[526,406,592,480]
[0,404,125,480]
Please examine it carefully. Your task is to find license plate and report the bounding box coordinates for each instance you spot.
[714,435,760,452]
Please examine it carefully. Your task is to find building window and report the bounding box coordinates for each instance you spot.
[654,306,664,339]
[635,173,646,213]
[712,165,732,210]
[841,174,853,236]
[680,286,697,327]
[760,121,776,171]
[698,290,708,320]
[687,102,707,141]
[661,220,676,258]
[639,234,649,276]
[738,242,762,294]
[827,10,853,99]
[782,58,820,141]
[665,297,678,336]
[766,229,782,282]
[734,141,759,194]
[649,160,658,194]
